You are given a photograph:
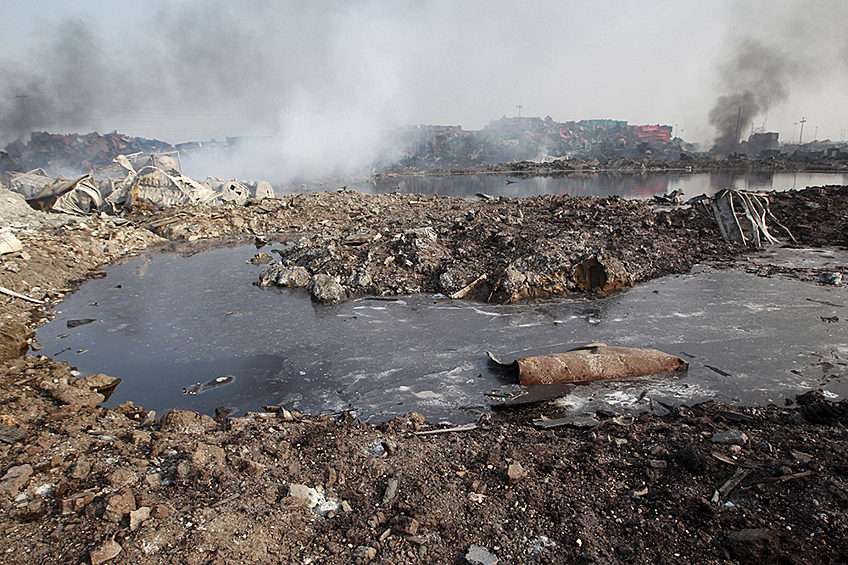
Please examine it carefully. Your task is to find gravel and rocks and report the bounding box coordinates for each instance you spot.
[0,176,847,564]
[0,362,847,564]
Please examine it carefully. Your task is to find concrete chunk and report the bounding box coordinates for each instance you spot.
[0,464,32,497]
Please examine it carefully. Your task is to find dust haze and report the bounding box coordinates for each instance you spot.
[2,1,848,182]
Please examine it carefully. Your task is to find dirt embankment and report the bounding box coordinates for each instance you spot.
[123,190,736,305]
[0,183,847,564]
[119,184,846,306]
[375,153,848,180]
[1,373,847,565]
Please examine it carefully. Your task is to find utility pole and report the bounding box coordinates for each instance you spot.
[516,105,523,118]
[798,117,806,144]
[15,95,31,140]
[733,106,742,149]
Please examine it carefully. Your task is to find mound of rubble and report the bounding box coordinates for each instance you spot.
[1,175,847,564]
[0,351,847,564]
[1,131,175,176]
[250,190,734,304]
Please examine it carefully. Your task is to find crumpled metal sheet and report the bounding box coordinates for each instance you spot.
[8,169,54,199]
[202,178,276,204]
[709,189,795,247]
[106,161,278,210]
[488,342,688,385]
[26,174,103,215]
[107,163,220,209]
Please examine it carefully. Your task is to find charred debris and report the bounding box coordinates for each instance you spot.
[375,117,690,171]
[1,132,276,213]
[5,119,848,195]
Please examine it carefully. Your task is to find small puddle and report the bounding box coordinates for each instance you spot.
[36,242,848,423]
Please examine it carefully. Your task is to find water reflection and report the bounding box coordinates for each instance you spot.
[341,171,847,200]
[36,244,848,423]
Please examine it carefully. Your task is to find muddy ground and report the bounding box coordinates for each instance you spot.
[0,179,847,564]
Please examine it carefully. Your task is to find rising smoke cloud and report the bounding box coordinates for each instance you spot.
[4,1,848,178]
[708,40,800,153]
[0,1,419,184]
[0,20,126,140]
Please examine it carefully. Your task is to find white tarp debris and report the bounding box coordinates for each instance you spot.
[27,174,103,215]
[8,169,54,199]
[0,228,23,255]
[106,156,276,210]
[709,189,795,247]
[202,177,276,204]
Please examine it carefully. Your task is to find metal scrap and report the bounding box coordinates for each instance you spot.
[488,342,688,386]
[489,383,574,409]
[0,285,45,304]
[25,174,103,215]
[709,189,795,247]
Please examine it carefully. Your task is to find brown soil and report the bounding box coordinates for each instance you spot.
[0,181,847,564]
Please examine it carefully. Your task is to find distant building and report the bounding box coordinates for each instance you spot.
[746,132,779,155]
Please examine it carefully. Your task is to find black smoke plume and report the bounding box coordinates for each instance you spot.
[709,40,796,153]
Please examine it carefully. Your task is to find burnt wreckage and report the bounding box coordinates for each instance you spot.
[375,117,691,170]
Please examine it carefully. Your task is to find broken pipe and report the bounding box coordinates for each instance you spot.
[488,342,688,385]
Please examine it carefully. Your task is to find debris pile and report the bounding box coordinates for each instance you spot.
[0,353,847,564]
[0,169,847,563]
[5,155,276,215]
[254,190,733,305]
[1,131,175,177]
[378,117,693,172]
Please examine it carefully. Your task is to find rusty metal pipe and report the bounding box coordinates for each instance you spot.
[489,342,688,386]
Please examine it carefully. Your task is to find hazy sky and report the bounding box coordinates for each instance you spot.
[2,0,847,178]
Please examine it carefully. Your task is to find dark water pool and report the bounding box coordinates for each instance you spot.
[36,243,848,423]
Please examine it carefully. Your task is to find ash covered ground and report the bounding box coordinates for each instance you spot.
[0,172,847,564]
